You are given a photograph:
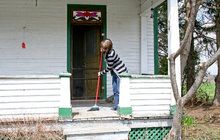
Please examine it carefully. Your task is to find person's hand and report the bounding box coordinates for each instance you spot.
[100,48,107,53]
[100,48,103,52]
[98,72,101,77]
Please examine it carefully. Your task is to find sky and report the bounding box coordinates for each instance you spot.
[196,7,217,76]
[208,63,217,75]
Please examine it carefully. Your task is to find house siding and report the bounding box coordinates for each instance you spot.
[140,9,154,75]
[0,76,60,119]
[0,0,67,75]
[0,0,158,97]
[129,77,172,117]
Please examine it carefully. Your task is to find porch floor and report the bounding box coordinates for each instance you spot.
[71,100,120,121]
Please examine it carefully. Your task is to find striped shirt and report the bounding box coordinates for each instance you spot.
[100,49,127,75]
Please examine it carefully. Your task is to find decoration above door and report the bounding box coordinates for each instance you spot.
[73,11,102,24]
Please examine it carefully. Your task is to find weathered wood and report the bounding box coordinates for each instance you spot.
[122,75,172,117]
[0,76,61,119]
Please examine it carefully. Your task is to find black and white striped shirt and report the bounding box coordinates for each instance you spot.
[100,49,127,75]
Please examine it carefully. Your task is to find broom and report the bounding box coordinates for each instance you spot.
[88,51,103,111]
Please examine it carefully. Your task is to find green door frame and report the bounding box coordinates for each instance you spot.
[153,1,167,75]
[67,4,107,99]
[153,6,159,75]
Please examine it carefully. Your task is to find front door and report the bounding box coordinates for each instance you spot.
[71,25,102,100]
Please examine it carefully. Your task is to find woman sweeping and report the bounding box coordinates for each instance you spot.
[98,39,128,110]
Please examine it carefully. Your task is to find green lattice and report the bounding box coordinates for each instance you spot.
[129,128,147,140]
[129,127,171,140]
[147,127,171,140]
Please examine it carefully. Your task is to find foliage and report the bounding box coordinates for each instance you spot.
[157,1,168,75]
[195,0,217,58]
[159,56,168,75]
[182,115,197,127]
[157,0,217,75]
[156,0,217,76]
[183,82,215,104]
[194,82,215,103]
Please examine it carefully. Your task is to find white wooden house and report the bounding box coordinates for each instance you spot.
[0,0,181,139]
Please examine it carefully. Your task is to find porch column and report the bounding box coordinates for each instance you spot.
[118,73,132,115]
[167,0,181,114]
[140,11,148,74]
[59,72,72,120]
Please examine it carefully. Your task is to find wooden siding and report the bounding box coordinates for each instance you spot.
[129,77,172,117]
[140,9,154,75]
[0,0,67,75]
[146,10,155,74]
[0,0,142,98]
[0,0,167,101]
[0,0,141,75]
[0,76,60,119]
[105,0,141,97]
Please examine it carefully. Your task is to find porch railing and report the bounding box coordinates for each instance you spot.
[0,73,72,120]
[119,74,172,117]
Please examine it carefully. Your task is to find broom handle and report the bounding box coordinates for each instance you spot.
[95,51,103,104]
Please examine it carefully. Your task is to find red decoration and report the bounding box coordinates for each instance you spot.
[21,42,26,49]
[73,10,101,22]
[76,11,97,18]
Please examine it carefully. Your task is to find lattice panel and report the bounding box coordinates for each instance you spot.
[129,127,171,140]
[129,128,147,140]
[147,127,171,140]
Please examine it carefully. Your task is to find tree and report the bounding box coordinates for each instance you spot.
[158,1,168,75]
[213,0,220,106]
[184,0,216,105]
[168,0,220,139]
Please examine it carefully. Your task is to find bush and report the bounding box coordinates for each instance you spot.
[182,115,197,128]
[0,118,64,140]
[183,82,215,106]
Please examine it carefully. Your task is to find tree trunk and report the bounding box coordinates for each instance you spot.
[180,0,199,75]
[166,99,183,140]
[172,99,183,140]
[213,3,220,106]
[213,61,220,106]
[186,37,196,91]
[186,37,196,106]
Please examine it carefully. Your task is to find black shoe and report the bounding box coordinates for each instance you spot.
[112,107,118,111]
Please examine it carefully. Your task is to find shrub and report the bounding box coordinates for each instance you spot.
[0,117,64,140]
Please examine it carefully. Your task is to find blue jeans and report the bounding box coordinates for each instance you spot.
[112,73,120,110]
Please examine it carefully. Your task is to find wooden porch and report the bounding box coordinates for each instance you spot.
[0,74,173,139]
[0,74,173,119]
[71,100,119,120]
[65,100,172,140]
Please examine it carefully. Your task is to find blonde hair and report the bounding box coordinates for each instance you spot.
[100,39,113,50]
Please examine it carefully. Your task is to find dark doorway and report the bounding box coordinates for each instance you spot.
[71,25,102,100]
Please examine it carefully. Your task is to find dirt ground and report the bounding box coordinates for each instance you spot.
[183,105,220,140]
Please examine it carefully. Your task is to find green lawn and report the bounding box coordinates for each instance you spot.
[183,82,216,103]
[197,82,215,102]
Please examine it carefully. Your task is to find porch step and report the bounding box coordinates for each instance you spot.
[72,105,119,121]
[63,121,130,140]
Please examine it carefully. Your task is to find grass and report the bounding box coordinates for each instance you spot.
[182,122,220,140]
[182,81,220,139]
[183,82,216,104]
[182,115,196,128]
[197,82,215,102]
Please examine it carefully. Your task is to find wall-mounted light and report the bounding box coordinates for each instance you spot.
[150,8,154,18]
[150,0,154,18]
